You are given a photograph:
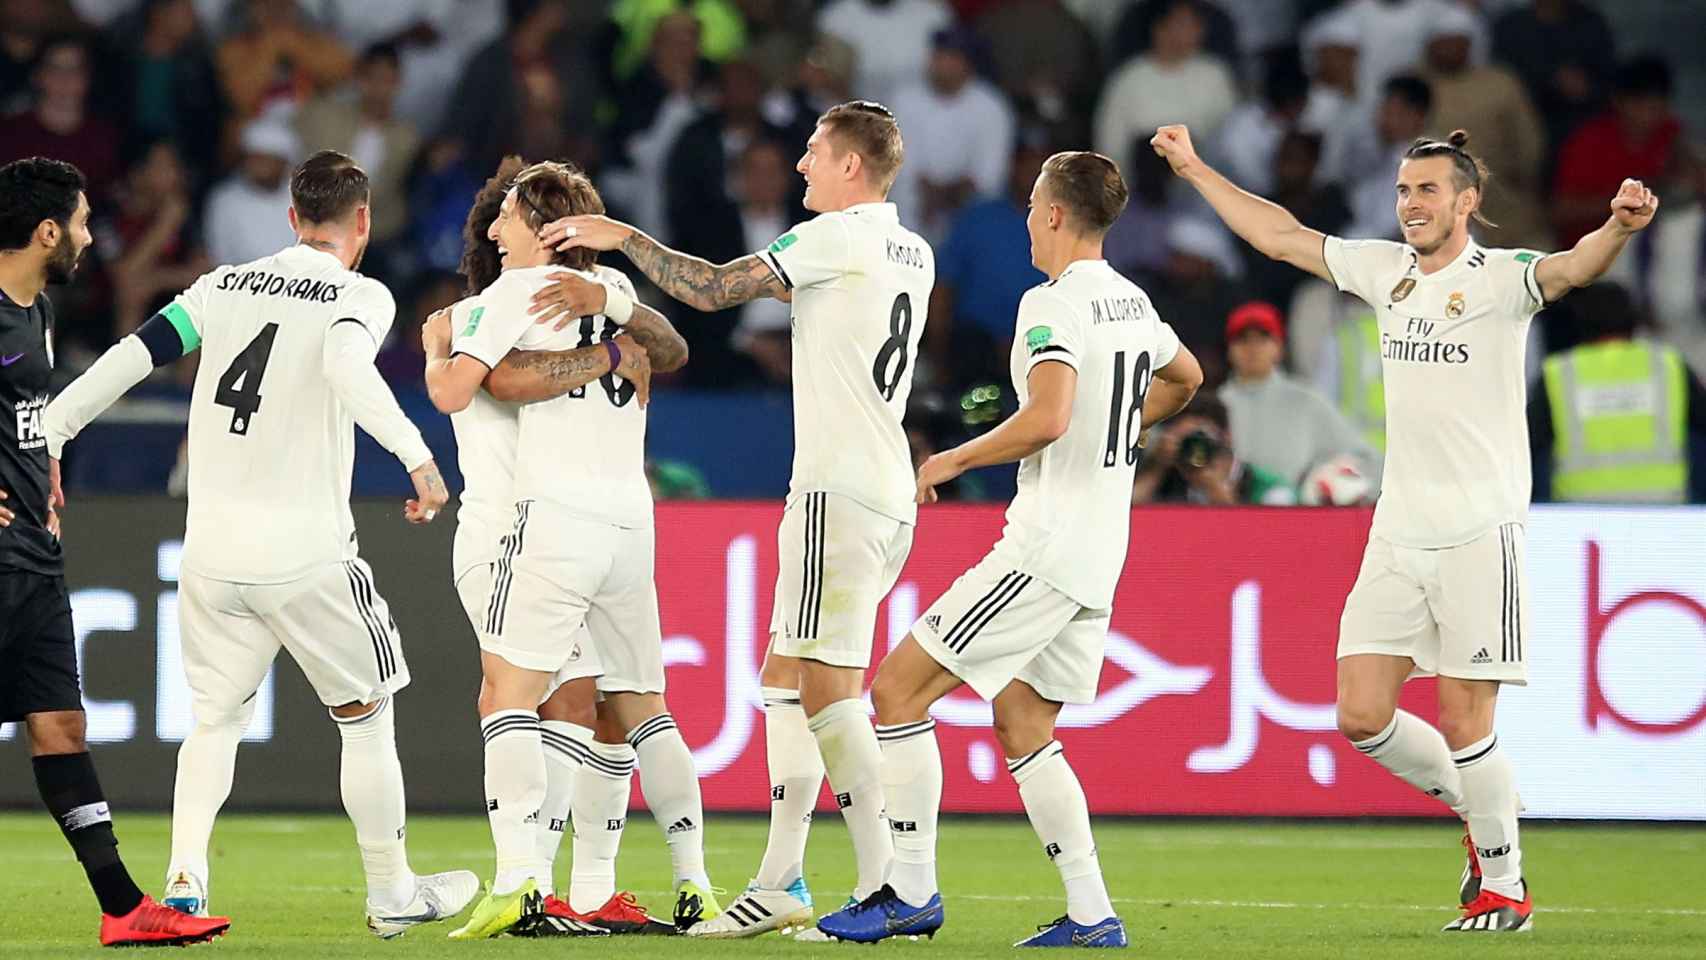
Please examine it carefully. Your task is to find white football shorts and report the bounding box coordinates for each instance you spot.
[770,491,914,669]
[177,558,410,721]
[912,547,1110,705]
[486,501,665,694]
[1337,522,1529,685]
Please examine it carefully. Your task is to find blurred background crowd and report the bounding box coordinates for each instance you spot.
[8,0,1705,506]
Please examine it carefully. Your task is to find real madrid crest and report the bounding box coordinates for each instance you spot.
[1390,277,1416,303]
[1446,292,1466,319]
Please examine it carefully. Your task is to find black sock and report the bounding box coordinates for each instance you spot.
[33,752,145,916]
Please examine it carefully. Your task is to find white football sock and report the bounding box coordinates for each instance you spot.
[807,698,892,899]
[332,699,415,911]
[482,709,545,895]
[569,740,634,914]
[1010,742,1114,926]
[629,713,710,890]
[1351,710,1466,816]
[1454,733,1523,898]
[538,720,593,896]
[876,719,941,906]
[756,687,824,890]
[167,706,249,889]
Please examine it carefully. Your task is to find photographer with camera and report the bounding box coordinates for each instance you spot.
[1131,395,1296,505]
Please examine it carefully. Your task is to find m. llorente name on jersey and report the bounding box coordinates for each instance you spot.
[215,268,346,303]
[1089,296,1145,326]
[1382,315,1471,364]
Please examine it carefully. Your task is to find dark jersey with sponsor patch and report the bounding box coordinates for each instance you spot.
[0,288,61,574]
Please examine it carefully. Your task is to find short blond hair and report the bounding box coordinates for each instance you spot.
[818,100,904,192]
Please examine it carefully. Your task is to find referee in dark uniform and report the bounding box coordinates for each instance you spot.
[0,157,228,946]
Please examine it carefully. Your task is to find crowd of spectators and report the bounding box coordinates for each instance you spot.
[4,0,1703,502]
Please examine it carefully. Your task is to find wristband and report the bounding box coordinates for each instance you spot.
[603,338,623,372]
[601,283,635,324]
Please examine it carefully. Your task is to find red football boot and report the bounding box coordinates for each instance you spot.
[100,895,231,947]
[1443,882,1533,932]
[559,891,676,935]
[1459,827,1482,905]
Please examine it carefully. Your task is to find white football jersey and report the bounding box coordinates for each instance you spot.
[451,264,651,529]
[166,244,399,582]
[1324,236,1545,548]
[994,260,1179,609]
[446,294,522,582]
[756,203,934,524]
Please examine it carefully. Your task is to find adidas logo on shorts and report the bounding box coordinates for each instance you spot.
[1471,648,1492,664]
[924,615,942,632]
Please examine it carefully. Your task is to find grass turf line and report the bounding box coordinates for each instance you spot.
[0,814,1700,958]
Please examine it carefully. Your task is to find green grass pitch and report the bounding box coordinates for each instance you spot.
[0,813,1701,958]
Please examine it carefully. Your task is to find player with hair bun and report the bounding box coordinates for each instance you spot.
[1152,120,1658,933]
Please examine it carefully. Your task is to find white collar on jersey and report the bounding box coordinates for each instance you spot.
[842,201,899,221]
[279,242,345,268]
[1405,238,1483,277]
[1055,258,1110,282]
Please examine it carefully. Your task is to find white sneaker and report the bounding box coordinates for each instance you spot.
[366,870,482,939]
[162,870,208,917]
[685,879,813,938]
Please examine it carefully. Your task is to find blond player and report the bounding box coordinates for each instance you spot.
[542,101,935,936]
[1152,123,1657,932]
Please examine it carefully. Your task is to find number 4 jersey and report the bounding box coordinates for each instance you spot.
[756,202,934,525]
[998,259,1179,610]
[166,245,416,582]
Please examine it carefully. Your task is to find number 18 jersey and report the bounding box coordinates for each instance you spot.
[756,202,934,525]
[168,244,399,583]
[996,260,1179,610]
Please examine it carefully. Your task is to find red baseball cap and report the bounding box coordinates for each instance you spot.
[1226,301,1284,341]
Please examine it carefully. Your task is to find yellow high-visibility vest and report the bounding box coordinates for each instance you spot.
[1543,339,1687,503]
[1336,313,1386,453]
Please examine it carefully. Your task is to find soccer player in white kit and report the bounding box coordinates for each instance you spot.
[543,101,935,937]
[425,157,685,937]
[817,151,1204,947]
[1152,124,1659,932]
[41,151,480,937]
[426,161,713,937]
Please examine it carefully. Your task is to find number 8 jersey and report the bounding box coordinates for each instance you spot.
[756,202,934,525]
[998,260,1179,609]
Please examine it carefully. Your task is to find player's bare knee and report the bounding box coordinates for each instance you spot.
[991,709,1051,759]
[1433,706,1492,751]
[25,710,87,755]
[1335,700,1393,743]
[868,669,911,725]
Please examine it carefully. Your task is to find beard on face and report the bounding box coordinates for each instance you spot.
[44,230,83,284]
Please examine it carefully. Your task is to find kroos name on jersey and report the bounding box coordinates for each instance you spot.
[214,269,345,304]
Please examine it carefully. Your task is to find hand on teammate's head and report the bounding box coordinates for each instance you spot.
[538,214,630,253]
